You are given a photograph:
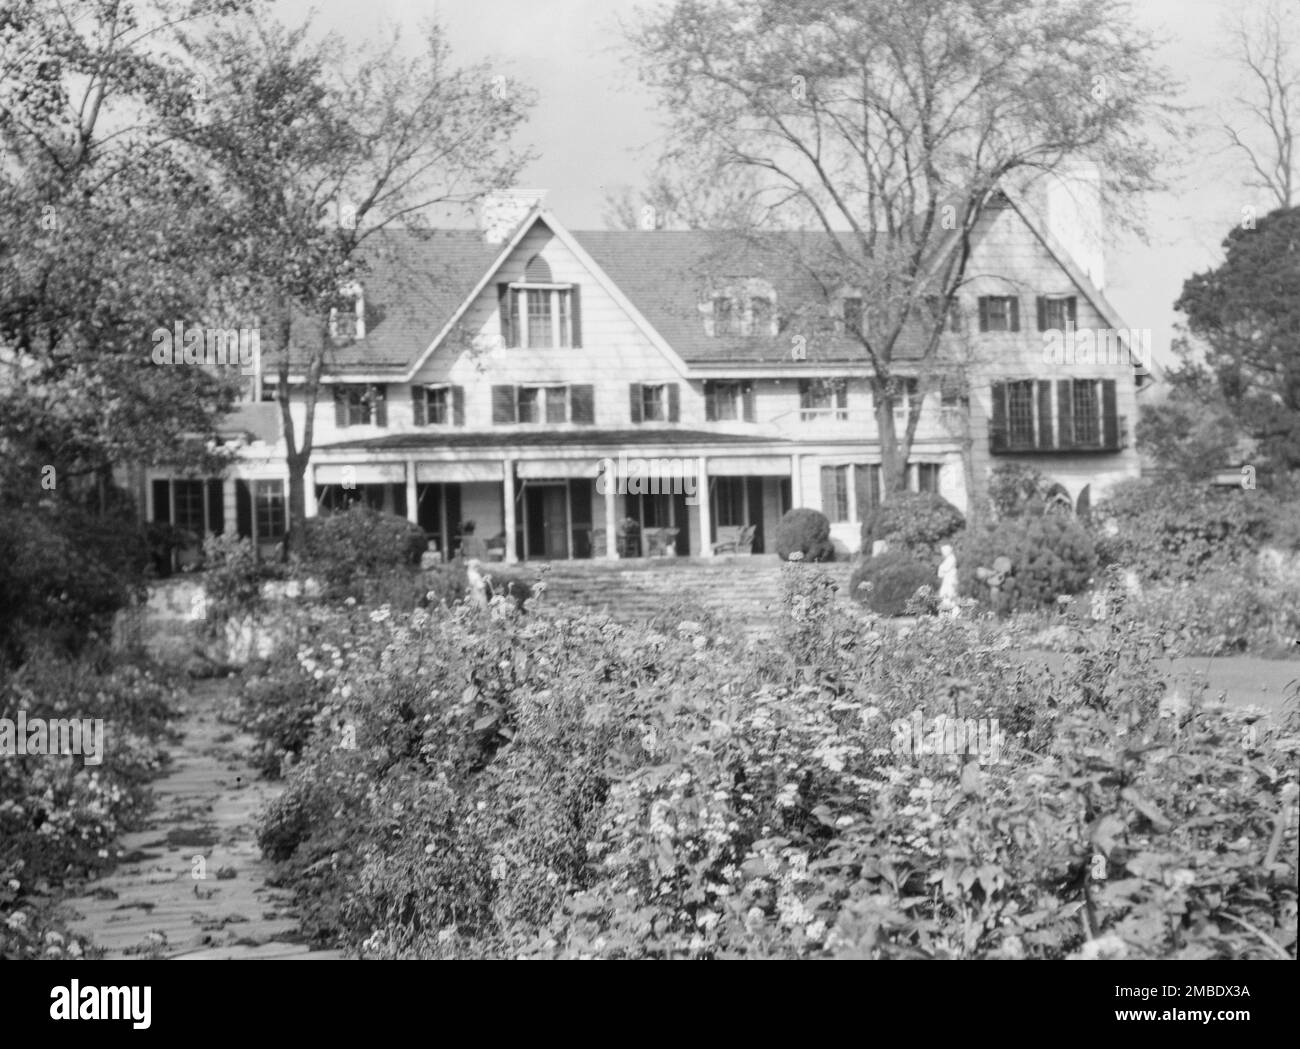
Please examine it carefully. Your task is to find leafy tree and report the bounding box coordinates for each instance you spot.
[1135,355,1248,482]
[1174,205,1300,483]
[625,0,1176,499]
[171,15,534,554]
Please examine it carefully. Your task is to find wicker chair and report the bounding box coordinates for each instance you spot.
[712,523,756,555]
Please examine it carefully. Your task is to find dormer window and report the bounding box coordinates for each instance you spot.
[497,256,581,349]
[843,296,864,335]
[329,282,365,340]
[702,279,777,337]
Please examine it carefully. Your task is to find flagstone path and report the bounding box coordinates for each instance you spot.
[62,678,342,960]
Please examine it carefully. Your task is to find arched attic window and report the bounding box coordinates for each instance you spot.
[524,255,553,283]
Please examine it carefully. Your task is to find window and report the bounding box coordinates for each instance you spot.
[173,480,206,533]
[1007,380,1036,446]
[820,465,851,523]
[915,463,942,494]
[799,379,848,421]
[978,295,1020,333]
[917,295,961,332]
[255,480,286,541]
[498,283,579,348]
[704,380,753,422]
[748,296,774,336]
[493,384,595,425]
[412,384,463,426]
[878,377,920,428]
[329,285,365,340]
[1037,295,1078,332]
[424,386,449,425]
[712,297,736,336]
[334,385,387,427]
[843,297,864,336]
[641,384,667,422]
[1071,379,1101,446]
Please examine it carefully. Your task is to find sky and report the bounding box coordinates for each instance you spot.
[279,0,1281,376]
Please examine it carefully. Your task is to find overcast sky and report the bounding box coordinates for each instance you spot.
[279,0,1276,374]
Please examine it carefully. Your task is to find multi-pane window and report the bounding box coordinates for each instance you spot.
[706,380,748,421]
[1039,295,1078,331]
[544,385,567,424]
[173,480,206,533]
[843,297,864,335]
[641,384,667,422]
[527,289,553,348]
[749,296,774,335]
[423,386,449,425]
[1071,379,1100,446]
[518,386,540,424]
[494,383,593,425]
[714,478,747,527]
[335,384,386,427]
[255,480,286,540]
[978,295,1020,332]
[500,286,575,348]
[915,463,942,494]
[800,379,848,421]
[712,297,736,336]
[881,377,920,428]
[1007,380,1036,446]
[820,465,851,523]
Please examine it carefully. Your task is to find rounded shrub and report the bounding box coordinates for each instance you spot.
[775,507,835,562]
[849,551,938,615]
[300,505,428,588]
[958,514,1097,612]
[860,491,964,558]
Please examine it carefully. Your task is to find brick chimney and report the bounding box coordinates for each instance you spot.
[480,188,547,245]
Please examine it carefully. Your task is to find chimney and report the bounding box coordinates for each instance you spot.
[480,188,547,245]
[1040,162,1106,291]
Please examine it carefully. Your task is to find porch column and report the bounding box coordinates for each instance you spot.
[603,463,619,560]
[503,459,518,564]
[223,478,236,534]
[303,465,317,519]
[790,453,803,507]
[404,462,418,525]
[697,456,713,558]
[145,474,156,522]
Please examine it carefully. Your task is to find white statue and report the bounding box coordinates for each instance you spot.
[938,543,959,616]
[465,558,491,611]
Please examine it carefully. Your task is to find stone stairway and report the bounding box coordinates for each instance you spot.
[487,555,798,629]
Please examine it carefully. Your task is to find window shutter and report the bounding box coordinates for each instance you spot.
[1036,296,1048,332]
[411,385,426,426]
[798,379,812,411]
[570,384,594,425]
[820,466,836,512]
[836,380,848,415]
[1037,380,1053,449]
[151,480,170,523]
[1057,380,1074,449]
[978,297,990,332]
[492,384,516,424]
[235,480,252,539]
[1009,297,1020,332]
[372,385,387,427]
[452,385,465,426]
[1101,378,1118,449]
[206,479,224,534]
[628,382,643,424]
[990,381,1007,452]
[334,386,347,428]
[570,285,582,348]
[704,382,717,421]
[498,284,514,348]
[1067,297,1078,327]
[742,381,756,422]
[667,383,680,423]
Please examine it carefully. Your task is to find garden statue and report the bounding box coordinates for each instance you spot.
[938,543,959,616]
[975,555,1013,615]
[872,539,889,557]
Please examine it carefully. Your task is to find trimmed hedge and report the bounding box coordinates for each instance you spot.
[848,551,938,615]
[775,508,836,562]
[860,491,964,558]
[300,506,428,589]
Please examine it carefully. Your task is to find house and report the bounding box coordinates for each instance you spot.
[140,182,1151,563]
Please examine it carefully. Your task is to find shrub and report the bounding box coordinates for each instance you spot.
[1095,478,1275,582]
[849,551,938,615]
[201,533,284,626]
[300,506,428,590]
[959,514,1097,612]
[987,463,1076,519]
[774,508,835,562]
[859,492,964,558]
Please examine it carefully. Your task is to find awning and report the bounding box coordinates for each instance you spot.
[707,455,791,477]
[415,461,503,484]
[601,455,696,480]
[516,459,602,479]
[315,463,406,485]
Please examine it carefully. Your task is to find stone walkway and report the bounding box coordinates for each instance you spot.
[63,678,342,960]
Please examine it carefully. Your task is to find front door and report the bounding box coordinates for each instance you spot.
[524,483,570,560]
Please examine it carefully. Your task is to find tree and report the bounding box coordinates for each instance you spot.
[1173,206,1300,483]
[1220,0,1300,209]
[1135,354,1247,482]
[171,14,534,554]
[625,0,1175,499]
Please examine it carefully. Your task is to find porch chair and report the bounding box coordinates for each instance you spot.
[712,523,756,556]
[485,532,507,562]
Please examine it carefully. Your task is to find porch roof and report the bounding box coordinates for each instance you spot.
[314,428,789,452]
